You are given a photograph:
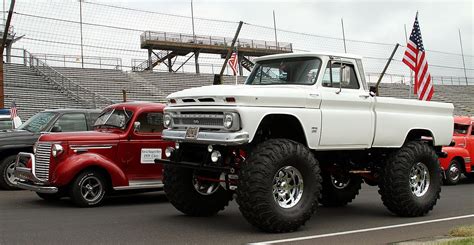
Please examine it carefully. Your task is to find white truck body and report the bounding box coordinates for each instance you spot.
[164,52,454,150]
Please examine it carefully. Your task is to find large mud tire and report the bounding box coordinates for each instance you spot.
[378,141,441,217]
[320,172,362,207]
[163,165,233,216]
[236,139,322,233]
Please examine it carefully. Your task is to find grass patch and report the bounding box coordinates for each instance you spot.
[439,237,474,245]
[449,225,474,237]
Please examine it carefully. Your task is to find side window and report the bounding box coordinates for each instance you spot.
[54,113,88,132]
[321,63,360,89]
[135,112,163,134]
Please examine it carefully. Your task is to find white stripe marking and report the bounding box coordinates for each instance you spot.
[251,214,474,244]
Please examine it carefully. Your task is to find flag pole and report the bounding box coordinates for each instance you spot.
[404,24,412,99]
[235,43,239,85]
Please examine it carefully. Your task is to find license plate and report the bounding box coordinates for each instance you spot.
[185,127,199,139]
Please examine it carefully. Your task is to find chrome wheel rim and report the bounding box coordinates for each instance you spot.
[192,174,220,195]
[80,176,103,202]
[6,162,17,185]
[409,162,430,197]
[272,166,304,209]
[448,164,460,182]
[330,174,351,189]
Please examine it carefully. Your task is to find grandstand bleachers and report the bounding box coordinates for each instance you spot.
[3,63,473,119]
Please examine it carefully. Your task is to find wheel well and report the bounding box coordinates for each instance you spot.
[405,129,434,145]
[451,156,467,173]
[253,114,307,146]
[0,148,30,161]
[77,165,113,190]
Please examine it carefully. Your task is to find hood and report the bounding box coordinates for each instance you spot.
[0,129,35,140]
[167,84,317,108]
[39,130,121,142]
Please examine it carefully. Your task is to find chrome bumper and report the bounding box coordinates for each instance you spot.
[162,129,249,145]
[13,152,58,194]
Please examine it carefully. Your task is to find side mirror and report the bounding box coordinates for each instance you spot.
[133,121,141,132]
[50,126,62,132]
[369,86,377,97]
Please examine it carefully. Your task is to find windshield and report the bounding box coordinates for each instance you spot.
[0,118,12,130]
[18,112,56,133]
[453,123,469,135]
[246,57,322,85]
[94,108,133,129]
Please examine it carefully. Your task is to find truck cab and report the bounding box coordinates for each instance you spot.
[14,102,173,206]
[440,116,474,185]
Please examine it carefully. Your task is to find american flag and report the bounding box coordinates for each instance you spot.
[228,51,238,76]
[10,101,17,119]
[402,14,434,101]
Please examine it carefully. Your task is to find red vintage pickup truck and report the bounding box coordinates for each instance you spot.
[14,102,173,206]
[440,116,474,185]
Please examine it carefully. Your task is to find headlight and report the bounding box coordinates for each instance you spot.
[51,144,64,157]
[163,114,172,128]
[223,114,233,129]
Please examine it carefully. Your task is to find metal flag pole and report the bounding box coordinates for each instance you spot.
[235,43,239,85]
[404,24,412,99]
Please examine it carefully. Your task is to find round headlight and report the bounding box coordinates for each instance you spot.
[223,114,233,129]
[163,114,172,128]
[51,144,64,157]
[165,147,175,158]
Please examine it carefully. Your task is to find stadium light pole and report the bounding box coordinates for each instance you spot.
[191,0,195,42]
[79,0,84,68]
[458,29,468,85]
[273,10,278,47]
[0,0,15,108]
[341,18,347,53]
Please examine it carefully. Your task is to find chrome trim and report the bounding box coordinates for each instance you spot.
[70,145,113,151]
[14,152,45,183]
[162,129,249,145]
[113,180,164,191]
[15,181,58,194]
[464,157,471,163]
[35,142,52,181]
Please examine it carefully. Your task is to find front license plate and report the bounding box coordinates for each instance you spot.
[185,127,199,139]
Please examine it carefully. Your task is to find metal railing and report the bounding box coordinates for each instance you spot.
[24,50,115,108]
[140,31,293,52]
[131,50,169,72]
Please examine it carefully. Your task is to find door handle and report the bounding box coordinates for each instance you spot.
[359,94,370,99]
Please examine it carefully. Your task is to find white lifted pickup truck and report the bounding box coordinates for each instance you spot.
[156,52,454,233]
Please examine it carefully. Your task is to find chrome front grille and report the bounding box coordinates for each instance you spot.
[172,112,224,129]
[34,142,52,181]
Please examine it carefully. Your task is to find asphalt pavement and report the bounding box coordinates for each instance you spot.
[0,178,473,245]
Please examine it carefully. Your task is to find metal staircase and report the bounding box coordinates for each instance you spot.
[132,51,183,71]
[241,56,255,72]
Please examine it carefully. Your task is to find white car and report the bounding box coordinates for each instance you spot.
[0,109,21,130]
[156,52,454,233]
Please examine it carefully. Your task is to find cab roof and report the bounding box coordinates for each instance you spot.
[104,101,165,112]
[454,116,473,125]
[254,51,363,63]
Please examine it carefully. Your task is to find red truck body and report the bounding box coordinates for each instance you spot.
[440,116,474,185]
[14,102,173,206]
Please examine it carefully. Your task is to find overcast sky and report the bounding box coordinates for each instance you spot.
[108,0,473,55]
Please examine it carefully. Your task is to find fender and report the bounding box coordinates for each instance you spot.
[52,153,128,187]
[439,147,470,171]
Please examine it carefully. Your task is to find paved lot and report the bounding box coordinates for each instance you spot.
[0,178,473,245]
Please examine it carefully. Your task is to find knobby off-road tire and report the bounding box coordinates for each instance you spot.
[320,172,362,207]
[163,165,233,216]
[378,141,442,217]
[444,159,462,185]
[0,155,21,190]
[236,139,322,233]
[70,170,107,207]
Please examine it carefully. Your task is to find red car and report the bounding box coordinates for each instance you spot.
[14,102,173,206]
[440,116,474,185]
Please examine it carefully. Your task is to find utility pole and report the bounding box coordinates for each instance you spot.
[458,29,468,85]
[79,0,84,68]
[191,0,196,42]
[341,18,347,53]
[0,0,15,108]
[273,10,278,47]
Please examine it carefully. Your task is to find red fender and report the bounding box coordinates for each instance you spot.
[51,153,128,187]
[439,147,470,172]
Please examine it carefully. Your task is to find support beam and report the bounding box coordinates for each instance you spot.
[147,48,152,72]
[0,0,16,108]
[238,53,243,76]
[194,50,200,74]
[168,57,173,72]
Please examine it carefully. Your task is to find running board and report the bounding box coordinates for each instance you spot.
[113,180,164,191]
